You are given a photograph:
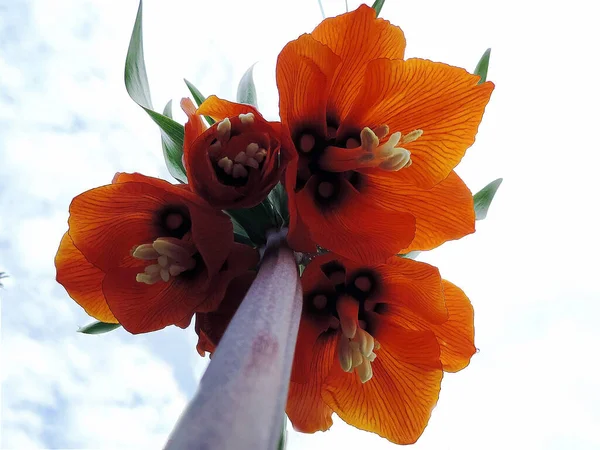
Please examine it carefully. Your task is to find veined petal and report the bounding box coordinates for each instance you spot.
[363,170,475,253]
[196,95,260,121]
[295,177,416,264]
[102,265,210,334]
[285,158,318,253]
[376,256,447,324]
[55,233,117,323]
[287,333,337,433]
[276,34,340,138]
[343,58,494,188]
[322,322,442,444]
[311,4,407,123]
[383,280,475,372]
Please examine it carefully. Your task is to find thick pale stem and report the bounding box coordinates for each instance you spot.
[164,229,301,450]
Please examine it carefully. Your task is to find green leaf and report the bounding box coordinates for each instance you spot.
[473,178,503,220]
[277,417,287,450]
[268,183,289,228]
[183,78,215,126]
[124,0,186,182]
[236,65,258,107]
[78,321,122,335]
[226,200,279,246]
[372,0,385,16]
[160,101,187,183]
[399,251,421,259]
[474,48,491,84]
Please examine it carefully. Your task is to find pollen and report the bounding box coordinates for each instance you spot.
[133,237,196,285]
[216,118,231,142]
[238,112,255,125]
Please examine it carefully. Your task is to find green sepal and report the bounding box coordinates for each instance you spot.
[124,0,186,182]
[473,178,503,220]
[78,321,122,335]
[268,183,289,228]
[226,200,278,246]
[372,0,385,16]
[474,48,491,84]
[236,65,258,107]
[184,78,216,126]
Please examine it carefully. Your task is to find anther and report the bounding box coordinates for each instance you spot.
[356,358,373,383]
[338,338,353,373]
[312,294,328,310]
[246,143,259,157]
[372,125,389,139]
[254,149,267,163]
[360,127,379,152]
[132,244,159,260]
[401,129,423,144]
[218,157,233,174]
[234,151,247,164]
[379,149,411,171]
[216,118,231,142]
[239,112,255,125]
[245,157,259,169]
[232,163,248,179]
[299,134,315,153]
[318,181,335,198]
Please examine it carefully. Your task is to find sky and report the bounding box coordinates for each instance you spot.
[1,0,599,448]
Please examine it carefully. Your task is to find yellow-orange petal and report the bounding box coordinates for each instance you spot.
[322,323,442,444]
[287,333,337,433]
[55,233,117,323]
[379,280,475,372]
[196,95,260,122]
[295,177,416,264]
[376,257,447,324]
[362,170,475,253]
[310,5,407,123]
[276,34,340,138]
[342,58,494,188]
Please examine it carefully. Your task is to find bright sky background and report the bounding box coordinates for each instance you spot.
[1,0,599,448]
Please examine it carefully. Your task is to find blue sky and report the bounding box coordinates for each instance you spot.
[1,0,599,448]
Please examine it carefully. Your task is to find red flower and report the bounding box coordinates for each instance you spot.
[55,173,258,333]
[276,5,494,262]
[287,253,475,444]
[182,96,294,209]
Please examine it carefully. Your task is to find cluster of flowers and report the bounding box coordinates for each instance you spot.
[55,5,494,445]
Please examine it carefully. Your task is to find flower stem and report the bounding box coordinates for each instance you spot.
[164,229,302,450]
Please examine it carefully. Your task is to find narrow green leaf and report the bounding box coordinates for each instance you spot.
[236,65,258,107]
[473,178,503,220]
[78,321,122,335]
[474,48,491,84]
[372,0,385,16]
[184,78,215,126]
[160,101,187,183]
[124,0,186,182]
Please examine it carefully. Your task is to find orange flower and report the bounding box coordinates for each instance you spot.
[55,173,258,333]
[182,96,294,209]
[276,5,494,262]
[287,253,475,444]
[194,271,256,356]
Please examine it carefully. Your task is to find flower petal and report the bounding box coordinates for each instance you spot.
[102,265,210,334]
[310,4,407,123]
[295,177,416,264]
[287,333,337,433]
[55,233,117,323]
[377,256,447,324]
[196,95,260,121]
[384,280,475,372]
[343,58,494,188]
[276,34,340,138]
[322,322,442,444]
[285,158,318,253]
[363,170,475,253]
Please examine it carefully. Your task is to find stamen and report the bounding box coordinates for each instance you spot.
[359,127,379,152]
[312,294,328,310]
[246,143,259,157]
[254,150,267,163]
[401,129,423,144]
[218,157,233,175]
[299,134,315,153]
[356,358,373,383]
[337,337,353,372]
[216,118,231,142]
[245,157,259,169]
[317,181,334,198]
[132,244,159,260]
[350,342,363,368]
[234,151,247,164]
[239,112,255,125]
[232,163,248,179]
[379,149,411,171]
[133,238,197,285]
[372,124,389,139]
